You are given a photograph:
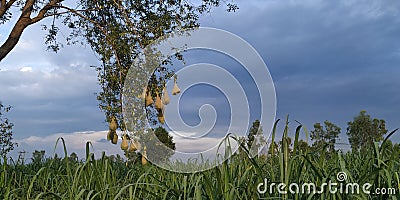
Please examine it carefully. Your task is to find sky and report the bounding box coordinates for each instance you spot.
[1,0,400,161]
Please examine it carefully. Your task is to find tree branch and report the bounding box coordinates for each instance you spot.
[0,0,95,61]
[41,8,99,19]
[29,0,62,24]
[0,0,35,61]
[55,5,106,33]
[54,5,123,70]
[0,0,17,18]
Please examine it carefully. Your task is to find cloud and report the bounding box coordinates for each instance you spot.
[0,38,105,138]
[149,1,400,144]
[200,1,400,130]
[0,16,106,139]
[20,67,32,72]
[1,66,98,100]
[0,63,106,137]
[171,131,224,153]
[1,0,400,155]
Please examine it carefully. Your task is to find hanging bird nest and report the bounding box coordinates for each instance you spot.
[172,75,180,95]
[145,89,154,106]
[129,140,137,152]
[112,133,118,144]
[141,155,147,165]
[133,139,141,150]
[157,104,165,124]
[107,130,114,141]
[108,116,118,144]
[158,114,165,124]
[155,91,162,111]
[162,85,170,105]
[121,134,129,150]
[109,116,118,131]
[141,146,148,165]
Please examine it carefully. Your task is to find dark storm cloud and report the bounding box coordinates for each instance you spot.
[199,1,400,141]
[1,0,400,156]
[0,65,106,138]
[0,16,106,140]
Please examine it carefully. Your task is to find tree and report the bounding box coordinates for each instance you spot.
[247,119,265,154]
[310,120,341,153]
[0,102,16,158]
[76,0,237,132]
[236,136,247,156]
[0,0,91,61]
[123,126,176,164]
[146,126,175,162]
[1,0,237,123]
[1,0,238,157]
[71,1,239,164]
[154,127,175,150]
[69,152,78,162]
[347,110,387,152]
[31,150,45,163]
[297,139,310,153]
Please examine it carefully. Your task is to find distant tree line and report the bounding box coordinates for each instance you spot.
[245,110,396,156]
[1,107,397,164]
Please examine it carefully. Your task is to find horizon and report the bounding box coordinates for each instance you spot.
[1,0,400,160]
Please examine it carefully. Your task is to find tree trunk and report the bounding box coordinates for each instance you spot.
[0,0,35,62]
[0,17,30,61]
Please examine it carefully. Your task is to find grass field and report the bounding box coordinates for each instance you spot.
[1,119,399,199]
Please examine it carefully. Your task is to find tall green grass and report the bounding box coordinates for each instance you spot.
[1,119,399,199]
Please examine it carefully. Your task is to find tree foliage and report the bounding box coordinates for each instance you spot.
[143,126,175,162]
[31,150,45,163]
[123,126,175,163]
[0,0,237,154]
[310,120,341,153]
[72,0,237,131]
[247,119,265,154]
[0,0,90,61]
[297,139,309,153]
[346,110,387,152]
[154,127,175,150]
[0,102,16,158]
